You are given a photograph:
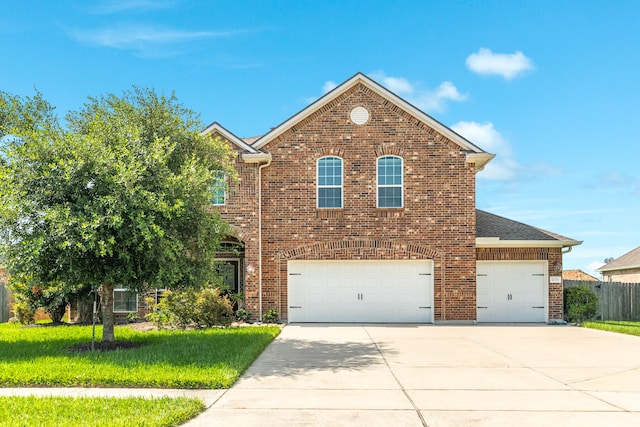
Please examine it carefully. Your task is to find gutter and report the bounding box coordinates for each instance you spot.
[242,151,272,322]
[476,237,583,249]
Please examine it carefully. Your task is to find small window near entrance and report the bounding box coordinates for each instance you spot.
[211,171,226,206]
[113,289,138,313]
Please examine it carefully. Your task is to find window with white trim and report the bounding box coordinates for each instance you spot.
[113,288,138,313]
[317,156,343,208]
[377,156,403,208]
[211,171,226,205]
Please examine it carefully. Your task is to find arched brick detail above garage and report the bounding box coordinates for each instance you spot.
[276,238,442,261]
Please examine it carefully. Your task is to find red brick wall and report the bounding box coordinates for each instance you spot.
[476,247,564,320]
[208,138,262,314]
[248,82,477,321]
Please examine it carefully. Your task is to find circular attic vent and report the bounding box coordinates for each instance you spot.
[350,106,370,125]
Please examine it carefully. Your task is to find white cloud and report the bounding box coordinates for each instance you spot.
[412,81,467,112]
[466,48,534,80]
[373,74,414,95]
[69,25,231,50]
[589,171,640,196]
[322,81,338,94]
[370,71,467,112]
[451,121,518,180]
[586,261,605,278]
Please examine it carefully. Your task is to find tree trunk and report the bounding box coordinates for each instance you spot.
[100,282,115,342]
[74,292,94,324]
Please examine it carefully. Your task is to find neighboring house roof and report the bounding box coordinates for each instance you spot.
[562,269,599,281]
[597,246,640,273]
[251,72,495,173]
[476,210,582,248]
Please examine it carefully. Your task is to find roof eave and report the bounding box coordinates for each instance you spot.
[241,152,272,163]
[467,152,496,173]
[202,122,258,154]
[476,237,583,248]
[597,263,640,273]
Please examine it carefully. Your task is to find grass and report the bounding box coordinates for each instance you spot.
[0,395,205,427]
[0,322,281,388]
[581,320,640,337]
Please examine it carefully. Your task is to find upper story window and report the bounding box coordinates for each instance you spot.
[377,156,403,208]
[317,156,343,208]
[211,171,226,205]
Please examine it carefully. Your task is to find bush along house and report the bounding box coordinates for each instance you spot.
[205,72,581,324]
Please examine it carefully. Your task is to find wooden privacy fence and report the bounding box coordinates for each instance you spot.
[564,280,640,321]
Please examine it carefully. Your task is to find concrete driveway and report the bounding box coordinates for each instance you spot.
[186,324,640,427]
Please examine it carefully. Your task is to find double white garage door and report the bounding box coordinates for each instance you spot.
[288,260,434,323]
[287,260,548,323]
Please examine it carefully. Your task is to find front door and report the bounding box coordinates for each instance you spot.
[217,260,240,294]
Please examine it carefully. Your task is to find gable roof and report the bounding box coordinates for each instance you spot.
[562,269,599,281]
[201,122,258,154]
[597,246,640,273]
[251,72,495,172]
[476,210,581,248]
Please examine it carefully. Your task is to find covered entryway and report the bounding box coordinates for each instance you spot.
[476,261,548,322]
[287,260,433,323]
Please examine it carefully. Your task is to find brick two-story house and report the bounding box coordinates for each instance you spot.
[206,72,581,324]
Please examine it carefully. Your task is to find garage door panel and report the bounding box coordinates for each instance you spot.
[288,260,433,323]
[477,261,547,323]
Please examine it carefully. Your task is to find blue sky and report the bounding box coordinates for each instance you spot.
[2,0,639,276]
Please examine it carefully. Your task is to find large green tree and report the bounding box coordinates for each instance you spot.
[0,88,235,341]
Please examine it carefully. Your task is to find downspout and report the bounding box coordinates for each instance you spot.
[241,152,272,322]
[562,246,573,254]
[257,158,271,321]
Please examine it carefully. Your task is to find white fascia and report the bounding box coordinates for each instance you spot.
[476,237,583,248]
[241,152,272,163]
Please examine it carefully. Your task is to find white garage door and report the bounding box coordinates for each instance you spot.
[476,261,548,323]
[288,260,433,323]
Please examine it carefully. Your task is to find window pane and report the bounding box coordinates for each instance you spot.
[114,289,138,312]
[211,172,226,205]
[318,188,342,208]
[378,187,402,208]
[318,157,343,208]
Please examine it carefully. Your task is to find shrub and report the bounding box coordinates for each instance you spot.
[147,287,234,329]
[564,285,598,323]
[156,289,197,329]
[13,300,35,324]
[235,308,252,323]
[193,288,233,328]
[262,309,278,324]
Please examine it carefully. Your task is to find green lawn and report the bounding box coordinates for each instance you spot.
[0,323,280,388]
[581,320,640,337]
[0,395,205,427]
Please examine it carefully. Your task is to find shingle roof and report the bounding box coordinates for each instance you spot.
[476,210,574,242]
[597,246,640,272]
[562,269,599,281]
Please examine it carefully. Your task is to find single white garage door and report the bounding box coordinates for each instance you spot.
[288,260,433,323]
[476,261,548,323]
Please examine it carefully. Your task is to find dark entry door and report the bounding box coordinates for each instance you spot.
[217,260,239,294]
